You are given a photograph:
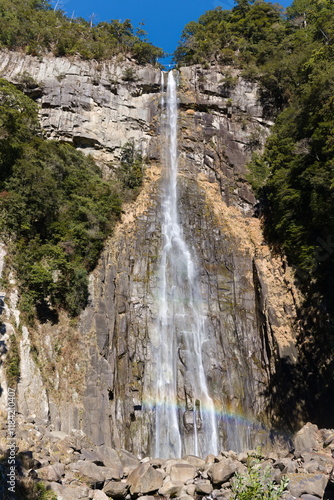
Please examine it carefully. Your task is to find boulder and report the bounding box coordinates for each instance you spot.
[97,445,123,469]
[159,480,184,497]
[294,424,320,452]
[170,464,196,483]
[103,480,129,498]
[50,482,90,499]
[324,434,334,448]
[68,460,122,484]
[274,458,298,473]
[93,491,109,500]
[49,430,68,440]
[300,495,322,500]
[212,490,233,500]
[118,449,140,472]
[304,461,319,474]
[186,484,196,496]
[165,459,191,475]
[127,462,164,495]
[81,448,105,464]
[37,463,65,482]
[237,452,248,464]
[195,479,213,495]
[208,458,239,486]
[288,473,328,498]
[182,455,206,469]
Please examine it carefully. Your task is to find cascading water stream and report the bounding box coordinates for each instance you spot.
[151,71,219,458]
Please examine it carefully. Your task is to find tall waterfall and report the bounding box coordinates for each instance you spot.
[151,71,219,459]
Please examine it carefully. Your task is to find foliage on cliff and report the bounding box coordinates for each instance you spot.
[246,0,334,299]
[0,78,124,320]
[0,0,163,64]
[176,0,334,426]
[176,0,334,301]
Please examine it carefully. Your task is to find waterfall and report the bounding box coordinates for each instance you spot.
[151,71,219,459]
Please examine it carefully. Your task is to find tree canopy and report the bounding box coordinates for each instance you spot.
[0,79,141,321]
[175,0,334,426]
[0,0,163,64]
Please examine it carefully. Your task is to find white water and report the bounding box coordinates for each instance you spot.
[151,71,219,458]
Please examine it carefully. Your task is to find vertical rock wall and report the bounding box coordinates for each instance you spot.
[0,53,300,456]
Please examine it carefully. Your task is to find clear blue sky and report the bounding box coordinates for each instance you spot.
[57,0,293,65]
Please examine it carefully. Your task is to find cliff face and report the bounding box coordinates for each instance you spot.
[0,52,300,455]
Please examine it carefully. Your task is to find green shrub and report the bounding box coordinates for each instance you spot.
[232,459,289,500]
[119,140,143,190]
[0,79,122,320]
[5,334,20,387]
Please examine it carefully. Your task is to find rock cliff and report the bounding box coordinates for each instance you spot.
[0,51,301,457]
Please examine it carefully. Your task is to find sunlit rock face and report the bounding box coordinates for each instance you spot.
[0,52,299,456]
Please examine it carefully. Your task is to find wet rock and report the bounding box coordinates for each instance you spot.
[127,462,164,495]
[0,50,301,460]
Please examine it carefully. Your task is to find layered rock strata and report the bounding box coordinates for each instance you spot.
[0,52,300,456]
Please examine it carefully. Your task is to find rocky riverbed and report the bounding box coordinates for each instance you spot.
[1,417,333,500]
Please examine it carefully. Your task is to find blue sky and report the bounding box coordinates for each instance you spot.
[56,0,293,65]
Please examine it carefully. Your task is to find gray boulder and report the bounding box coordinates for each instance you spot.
[288,473,328,498]
[50,482,90,499]
[182,455,206,469]
[158,480,184,497]
[294,423,320,452]
[93,491,109,500]
[208,458,240,486]
[103,480,129,498]
[68,460,122,484]
[38,463,65,482]
[195,479,213,495]
[127,462,164,495]
[170,463,196,483]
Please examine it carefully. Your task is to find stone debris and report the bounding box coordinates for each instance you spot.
[1,419,334,500]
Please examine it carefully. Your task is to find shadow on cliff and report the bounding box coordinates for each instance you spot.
[0,449,44,500]
[265,286,334,432]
